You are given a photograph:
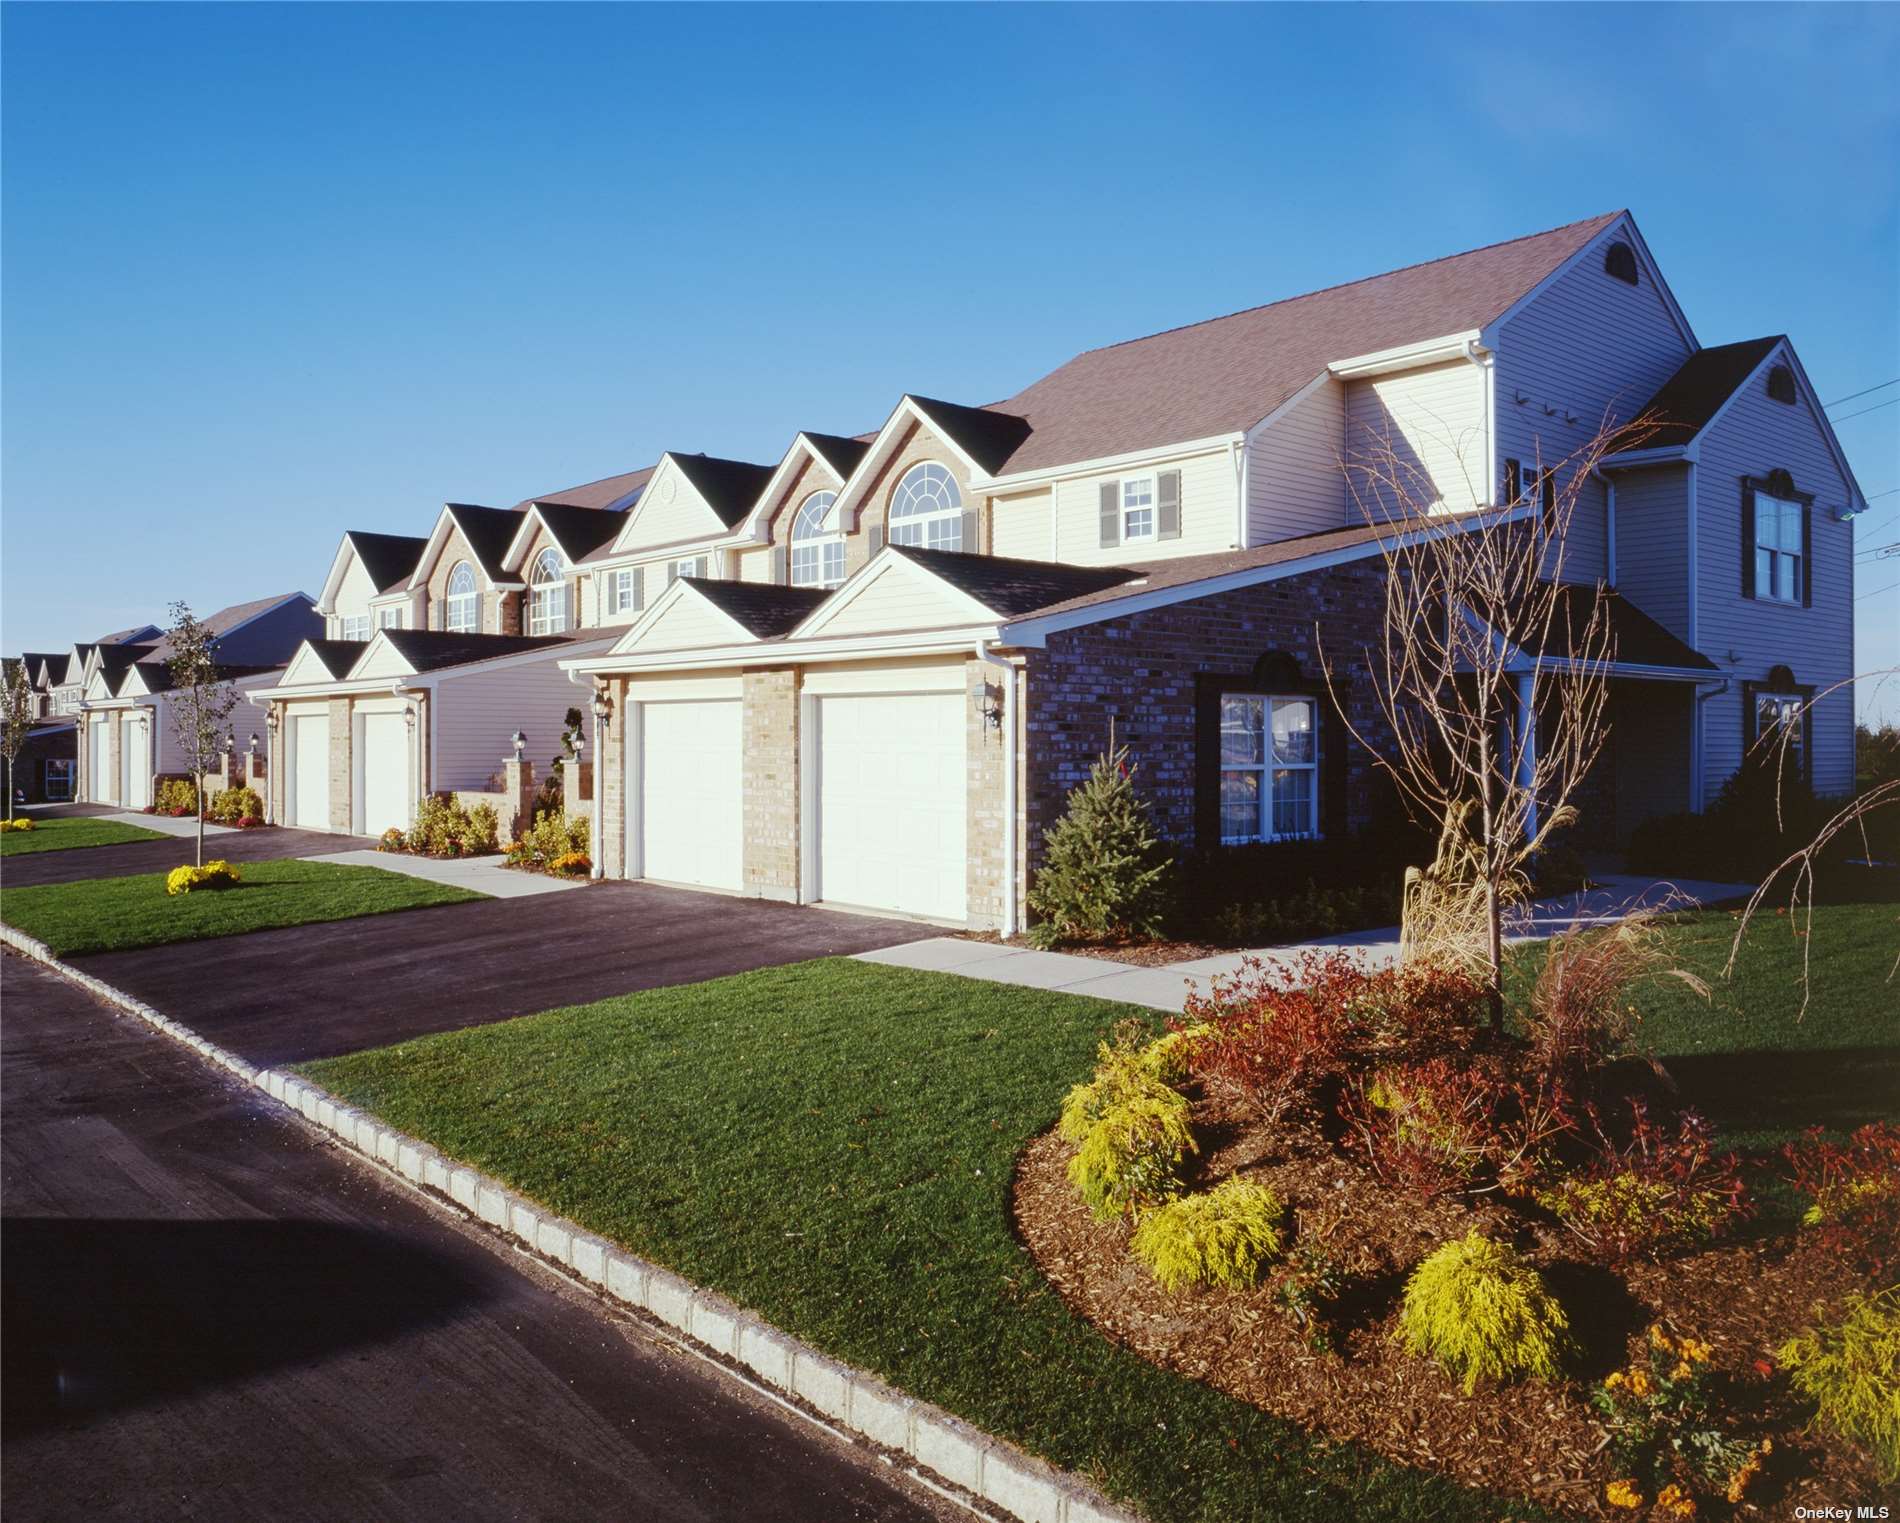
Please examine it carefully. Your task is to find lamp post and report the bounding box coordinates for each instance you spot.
[588,688,611,880]
[264,706,280,823]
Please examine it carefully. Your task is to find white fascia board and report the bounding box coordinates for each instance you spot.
[433,634,614,682]
[1244,371,1333,443]
[789,548,999,640]
[998,508,1529,648]
[1327,330,1483,379]
[563,624,997,677]
[367,588,414,609]
[972,431,1244,493]
[1602,445,1693,469]
[587,527,752,573]
[736,434,835,539]
[1500,654,1721,684]
[343,632,419,680]
[405,507,462,593]
[318,536,361,613]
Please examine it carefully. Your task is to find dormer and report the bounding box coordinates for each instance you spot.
[733,432,871,589]
[500,502,624,635]
[319,530,427,640]
[408,503,528,635]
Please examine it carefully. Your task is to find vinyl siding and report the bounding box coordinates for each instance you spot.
[214,599,321,666]
[1493,219,1694,584]
[1612,464,1691,643]
[1342,360,1487,518]
[326,559,378,637]
[431,654,587,792]
[1693,347,1856,798]
[611,458,730,553]
[844,422,981,575]
[1248,375,1348,542]
[812,565,980,637]
[991,489,1054,559]
[1047,448,1237,568]
[622,591,746,653]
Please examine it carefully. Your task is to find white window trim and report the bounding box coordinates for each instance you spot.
[529,549,570,636]
[887,462,964,552]
[445,562,480,633]
[1753,492,1804,606]
[1218,693,1320,845]
[609,568,639,615]
[792,491,847,588]
[1121,475,1157,543]
[377,607,405,630]
[339,614,371,642]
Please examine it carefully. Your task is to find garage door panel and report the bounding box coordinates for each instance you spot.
[122,718,151,809]
[639,700,742,890]
[292,715,330,831]
[817,693,965,922]
[88,719,112,802]
[360,713,410,837]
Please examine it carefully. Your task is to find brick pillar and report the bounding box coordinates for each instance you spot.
[562,758,592,820]
[105,711,122,807]
[266,706,285,824]
[599,683,625,877]
[327,697,353,833]
[503,758,534,839]
[246,747,267,794]
[742,668,800,901]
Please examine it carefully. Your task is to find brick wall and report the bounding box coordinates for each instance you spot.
[1021,560,1398,867]
[326,697,353,832]
[599,678,628,876]
[742,668,799,899]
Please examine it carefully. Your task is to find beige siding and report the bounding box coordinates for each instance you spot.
[611,458,729,553]
[326,556,379,637]
[1694,347,1856,798]
[1248,375,1347,541]
[622,591,745,653]
[1047,448,1238,568]
[991,489,1053,559]
[738,548,775,583]
[1343,360,1487,518]
[432,656,586,792]
[1612,464,1690,642]
[813,564,979,637]
[1494,220,1694,584]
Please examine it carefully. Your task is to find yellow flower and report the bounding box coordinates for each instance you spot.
[1649,1324,1671,1349]
[1681,1337,1712,1363]
[1627,1369,1652,1396]
[1671,1360,1694,1380]
[1605,1478,1644,1509]
[1604,1370,1625,1387]
[1656,1482,1696,1517]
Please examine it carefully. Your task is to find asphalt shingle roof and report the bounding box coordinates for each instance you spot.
[348,532,429,594]
[802,433,872,482]
[1621,337,1782,448]
[443,505,530,581]
[377,630,574,674]
[298,640,370,680]
[1512,587,1717,671]
[670,454,778,528]
[887,546,1141,617]
[685,580,832,638]
[528,502,625,563]
[513,464,655,513]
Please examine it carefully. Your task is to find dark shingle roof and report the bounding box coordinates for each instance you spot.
[348,532,428,593]
[905,397,1034,475]
[443,504,529,581]
[97,624,162,646]
[670,454,777,527]
[685,580,832,639]
[802,432,872,482]
[513,463,655,513]
[1510,588,1716,672]
[377,630,573,674]
[131,660,281,694]
[20,653,65,685]
[527,502,624,563]
[985,212,1627,474]
[888,546,1142,617]
[1621,337,1782,448]
[301,639,370,679]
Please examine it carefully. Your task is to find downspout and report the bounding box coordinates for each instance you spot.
[1692,678,1728,814]
[1595,467,1617,588]
[1463,339,1495,505]
[392,681,422,829]
[973,639,1018,937]
[569,667,603,879]
[1230,436,1246,550]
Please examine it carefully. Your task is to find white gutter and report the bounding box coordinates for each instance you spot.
[970,432,1242,493]
[1595,467,1618,588]
[972,639,1019,938]
[569,666,604,879]
[1330,330,1484,380]
[1463,338,1496,506]
[561,627,1000,677]
[1692,678,1729,813]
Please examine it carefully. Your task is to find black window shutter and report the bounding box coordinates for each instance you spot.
[1158,470,1183,540]
[1321,693,1350,840]
[1192,676,1221,848]
[1099,481,1120,547]
[1801,501,1813,607]
[1740,481,1756,599]
[959,510,977,553]
[1540,470,1555,525]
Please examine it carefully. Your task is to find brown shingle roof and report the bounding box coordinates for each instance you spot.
[888,546,1140,617]
[512,464,655,513]
[984,212,1626,474]
[378,630,575,674]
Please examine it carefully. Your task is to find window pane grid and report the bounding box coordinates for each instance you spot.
[1218,694,1318,845]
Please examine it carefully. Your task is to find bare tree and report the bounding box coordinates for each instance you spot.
[2,660,33,821]
[165,601,239,867]
[1321,417,1655,1027]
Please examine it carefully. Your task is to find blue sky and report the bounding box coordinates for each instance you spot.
[4,3,1897,717]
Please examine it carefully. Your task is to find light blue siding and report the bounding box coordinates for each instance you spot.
[1612,464,1692,642]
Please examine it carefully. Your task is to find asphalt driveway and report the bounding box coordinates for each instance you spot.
[61,881,937,1066]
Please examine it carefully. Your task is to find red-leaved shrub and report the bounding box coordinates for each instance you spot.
[1351,962,1491,1058]
[1340,1056,1573,1198]
[1175,953,1363,1123]
[1782,1122,1900,1283]
[1536,1098,1748,1263]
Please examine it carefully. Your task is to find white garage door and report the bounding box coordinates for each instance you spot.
[816,693,966,921]
[360,712,411,838]
[291,713,331,831]
[638,700,742,890]
[88,716,112,803]
[121,715,152,809]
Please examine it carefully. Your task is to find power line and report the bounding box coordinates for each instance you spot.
[1825,377,1900,409]
[1832,397,1900,425]
[1857,578,1900,601]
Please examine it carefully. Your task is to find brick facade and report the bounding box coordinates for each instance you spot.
[741,669,800,899]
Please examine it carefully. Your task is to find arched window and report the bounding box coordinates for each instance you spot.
[529,548,569,636]
[1603,241,1639,285]
[1766,365,1797,405]
[790,491,845,587]
[444,561,479,633]
[887,462,964,551]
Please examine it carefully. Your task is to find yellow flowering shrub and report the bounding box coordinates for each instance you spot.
[1779,1287,1900,1479]
[1396,1232,1572,1392]
[1592,1323,1765,1507]
[1130,1177,1284,1293]
[165,859,241,896]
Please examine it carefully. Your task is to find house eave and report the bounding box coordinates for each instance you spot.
[564,624,998,677]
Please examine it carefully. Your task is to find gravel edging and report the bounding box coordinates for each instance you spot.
[0,924,1140,1523]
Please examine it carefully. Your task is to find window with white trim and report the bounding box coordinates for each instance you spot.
[791,491,845,587]
[887,462,963,551]
[377,607,404,630]
[1753,493,1804,604]
[1121,477,1156,541]
[670,556,708,585]
[529,548,569,635]
[444,561,479,633]
[45,758,75,801]
[339,614,371,642]
[1219,694,1319,844]
[608,567,642,616]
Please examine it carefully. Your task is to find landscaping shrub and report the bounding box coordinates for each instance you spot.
[1347,961,1490,1058]
[165,859,241,896]
[1778,1286,1900,1480]
[209,785,264,826]
[1025,744,1172,948]
[405,795,501,858]
[511,808,590,870]
[1058,1026,1197,1143]
[1536,1099,1748,1263]
[1526,910,1705,1089]
[154,779,199,817]
[1782,1122,1900,1283]
[1066,1083,1196,1222]
[1343,1058,1510,1198]
[548,850,591,877]
[1271,1244,1345,1353]
[1130,1177,1285,1293]
[1,817,35,833]
[379,827,406,852]
[1397,1231,1572,1392]
[1175,952,1361,1123]
[1205,880,1390,948]
[1593,1323,1770,1511]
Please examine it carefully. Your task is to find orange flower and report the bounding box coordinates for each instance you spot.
[1605,1478,1644,1509]
[1656,1482,1696,1517]
[1627,1369,1652,1397]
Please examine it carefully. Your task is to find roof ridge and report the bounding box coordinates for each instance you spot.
[1067,210,1626,361]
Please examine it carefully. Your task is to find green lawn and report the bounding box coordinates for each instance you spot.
[0,815,168,856]
[304,958,1547,1523]
[0,858,486,955]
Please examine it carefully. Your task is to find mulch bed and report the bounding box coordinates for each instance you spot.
[1012,1089,1884,1518]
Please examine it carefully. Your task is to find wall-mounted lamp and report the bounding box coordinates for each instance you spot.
[265,706,280,734]
[590,690,612,723]
[403,706,417,732]
[511,730,527,761]
[979,684,1004,731]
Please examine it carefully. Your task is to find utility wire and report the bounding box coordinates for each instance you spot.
[1856,578,1900,601]
[1832,397,1900,425]
[1825,377,1900,409]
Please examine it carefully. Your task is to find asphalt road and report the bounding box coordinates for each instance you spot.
[1,954,956,1523]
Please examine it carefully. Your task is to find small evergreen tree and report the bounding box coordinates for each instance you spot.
[1026,743,1173,948]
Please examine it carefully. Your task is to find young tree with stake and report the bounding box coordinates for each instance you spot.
[2,660,33,820]
[165,601,240,868]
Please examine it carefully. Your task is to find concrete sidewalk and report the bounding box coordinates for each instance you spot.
[855,873,1754,1014]
[100,810,235,838]
[303,847,583,900]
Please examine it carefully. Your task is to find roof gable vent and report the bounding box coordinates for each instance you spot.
[1603,241,1639,285]
[1766,364,1797,405]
